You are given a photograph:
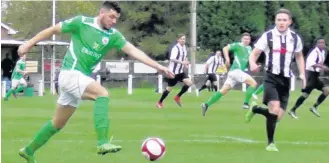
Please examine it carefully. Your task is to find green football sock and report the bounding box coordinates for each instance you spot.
[94,96,110,146]
[254,84,264,95]
[25,121,60,155]
[5,88,15,99]
[15,85,25,93]
[244,86,256,104]
[205,92,223,107]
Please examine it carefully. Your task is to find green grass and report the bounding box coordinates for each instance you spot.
[2,88,329,163]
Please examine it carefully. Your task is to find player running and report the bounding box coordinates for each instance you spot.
[201,32,258,116]
[17,2,174,163]
[4,55,28,101]
[198,50,225,93]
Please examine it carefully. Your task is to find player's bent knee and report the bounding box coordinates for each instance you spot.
[268,101,280,115]
[323,87,329,96]
[302,92,309,98]
[166,87,173,92]
[219,85,231,95]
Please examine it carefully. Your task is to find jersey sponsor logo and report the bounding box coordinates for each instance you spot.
[81,47,102,59]
[102,37,109,45]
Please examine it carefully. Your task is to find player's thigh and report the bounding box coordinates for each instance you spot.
[181,73,193,86]
[82,81,108,100]
[223,75,236,89]
[11,79,19,89]
[19,78,27,87]
[243,75,257,87]
[52,102,76,129]
[57,91,81,108]
[278,85,290,111]
[167,78,178,89]
[219,84,231,94]
[263,79,279,108]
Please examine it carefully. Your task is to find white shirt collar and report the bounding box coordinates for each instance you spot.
[273,27,292,37]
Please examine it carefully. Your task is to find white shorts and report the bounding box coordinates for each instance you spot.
[223,69,251,88]
[12,78,27,88]
[57,70,95,107]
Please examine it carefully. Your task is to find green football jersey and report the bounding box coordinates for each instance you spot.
[11,59,26,80]
[59,15,127,75]
[228,42,252,71]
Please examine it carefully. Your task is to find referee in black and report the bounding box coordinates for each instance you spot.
[289,39,329,119]
[246,8,306,152]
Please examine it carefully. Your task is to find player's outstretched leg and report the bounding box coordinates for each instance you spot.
[252,84,264,100]
[242,77,258,109]
[201,85,230,116]
[198,84,208,92]
[174,78,193,107]
[83,82,122,154]
[245,102,279,152]
[174,85,190,107]
[157,87,172,108]
[19,120,60,163]
[310,91,328,117]
[288,93,309,119]
[243,86,257,109]
[4,88,15,101]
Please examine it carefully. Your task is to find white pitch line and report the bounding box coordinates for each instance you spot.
[3,138,329,146]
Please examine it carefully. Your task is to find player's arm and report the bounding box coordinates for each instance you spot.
[18,16,81,56]
[294,36,306,88]
[222,45,231,67]
[204,56,214,73]
[17,24,62,56]
[121,42,174,77]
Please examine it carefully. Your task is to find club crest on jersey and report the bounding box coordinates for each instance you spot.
[102,37,109,45]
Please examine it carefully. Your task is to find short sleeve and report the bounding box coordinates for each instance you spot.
[206,56,214,64]
[254,33,268,51]
[113,30,127,50]
[60,16,82,33]
[295,35,303,53]
[229,43,239,51]
[170,46,179,60]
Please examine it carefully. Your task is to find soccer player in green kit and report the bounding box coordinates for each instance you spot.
[17,2,174,163]
[201,33,259,115]
[4,55,28,101]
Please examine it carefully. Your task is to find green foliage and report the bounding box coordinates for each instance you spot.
[3,1,329,62]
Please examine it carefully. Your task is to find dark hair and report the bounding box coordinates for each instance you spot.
[275,8,292,19]
[102,1,121,14]
[316,38,325,44]
[241,32,251,37]
[177,33,185,39]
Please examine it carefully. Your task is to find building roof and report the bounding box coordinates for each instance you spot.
[1,22,18,35]
[1,39,69,46]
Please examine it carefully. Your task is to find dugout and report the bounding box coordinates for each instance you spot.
[1,39,69,95]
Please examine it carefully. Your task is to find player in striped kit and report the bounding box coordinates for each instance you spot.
[198,50,225,93]
[288,38,329,119]
[157,34,194,108]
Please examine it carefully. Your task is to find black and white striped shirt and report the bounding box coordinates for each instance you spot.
[254,27,303,78]
[306,47,326,72]
[168,43,188,74]
[206,54,224,74]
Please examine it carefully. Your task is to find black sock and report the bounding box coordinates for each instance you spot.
[207,86,211,92]
[314,93,327,108]
[291,96,307,111]
[266,113,278,144]
[214,86,218,92]
[252,105,270,118]
[199,85,207,92]
[159,90,170,103]
[177,85,189,97]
